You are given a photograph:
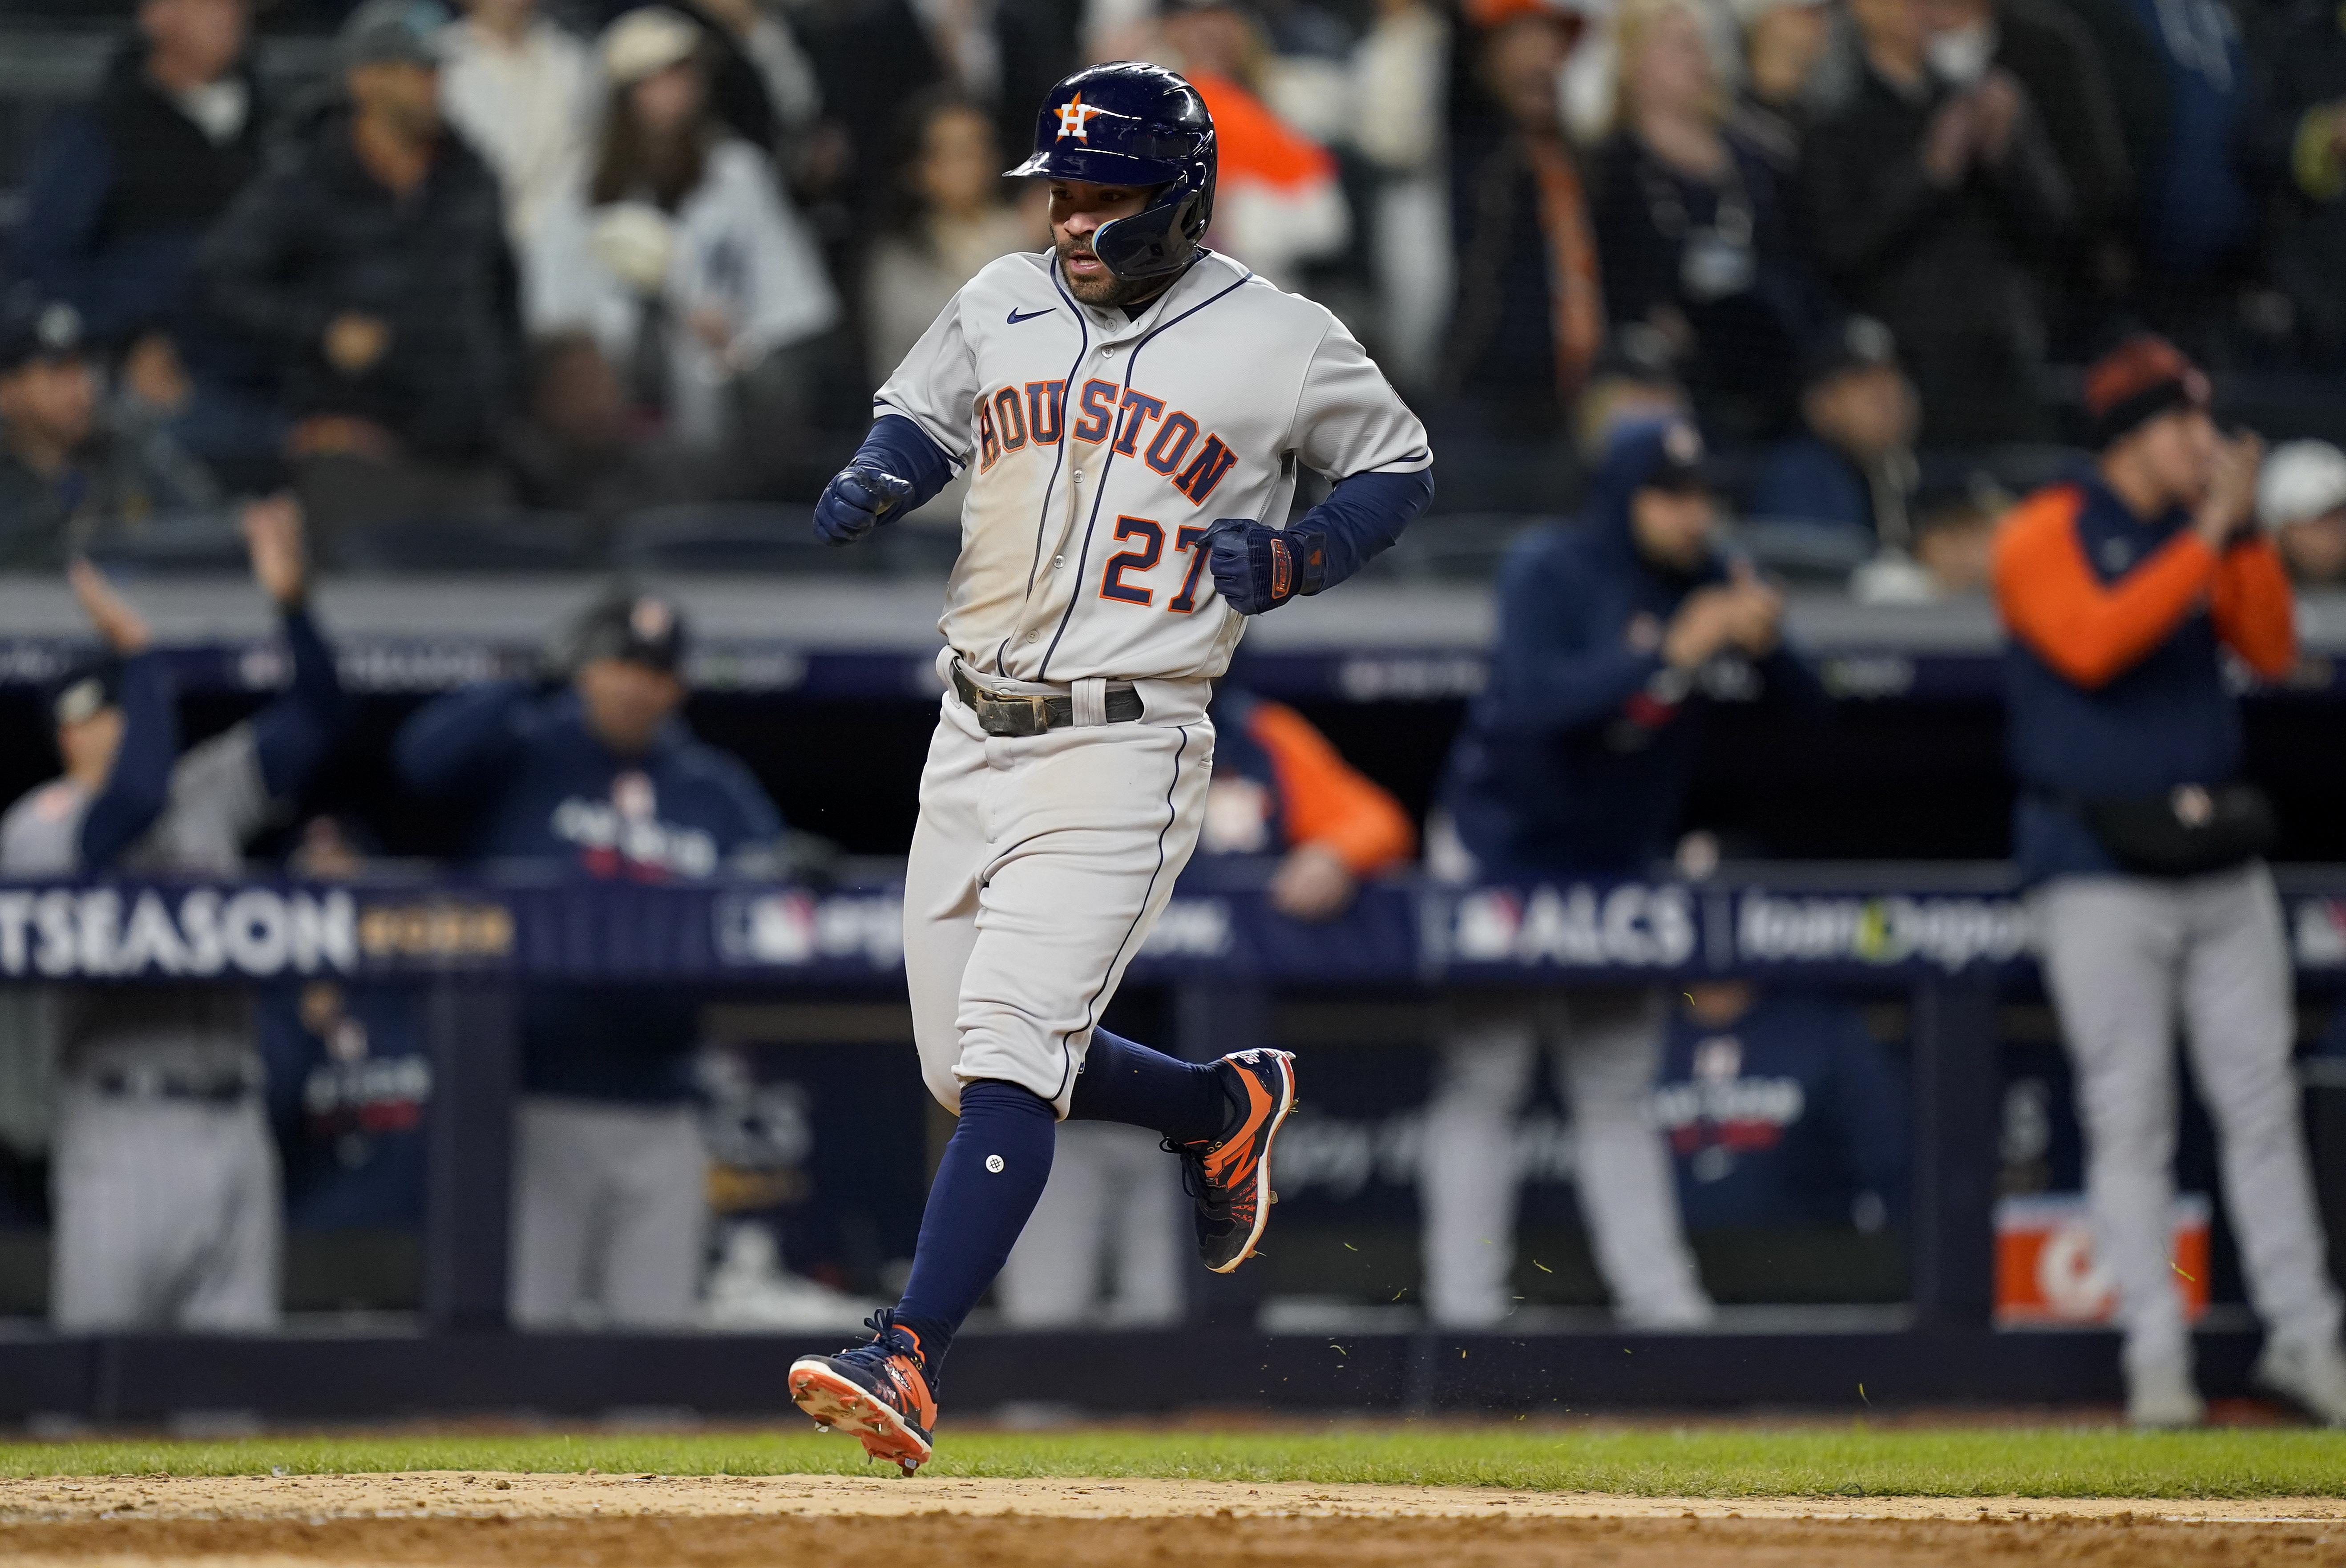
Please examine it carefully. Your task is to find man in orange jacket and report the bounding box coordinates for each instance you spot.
[1997,335,2345,1428]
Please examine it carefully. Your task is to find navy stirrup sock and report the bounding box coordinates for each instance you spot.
[1067,1027,1227,1145]
[892,1079,1057,1376]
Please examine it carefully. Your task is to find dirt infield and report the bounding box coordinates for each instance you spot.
[6,1474,2346,1566]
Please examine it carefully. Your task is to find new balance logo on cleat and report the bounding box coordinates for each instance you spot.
[1168,1048,1296,1273]
[789,1309,939,1474]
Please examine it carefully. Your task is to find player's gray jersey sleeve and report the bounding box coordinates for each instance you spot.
[0,727,270,879]
[0,786,88,875]
[872,288,983,465]
[1288,318,1433,481]
[153,723,271,872]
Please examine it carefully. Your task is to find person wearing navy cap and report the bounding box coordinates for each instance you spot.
[1748,315,1921,542]
[0,290,222,567]
[395,588,787,1330]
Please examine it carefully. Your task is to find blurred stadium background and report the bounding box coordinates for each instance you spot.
[2,0,2346,1435]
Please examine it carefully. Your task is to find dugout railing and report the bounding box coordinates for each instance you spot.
[1,858,2343,1422]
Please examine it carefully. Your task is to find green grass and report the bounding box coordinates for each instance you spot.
[1,1426,2344,1498]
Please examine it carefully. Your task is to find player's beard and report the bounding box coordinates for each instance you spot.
[1056,235,1174,310]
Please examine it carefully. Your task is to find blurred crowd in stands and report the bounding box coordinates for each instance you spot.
[3,0,2346,588]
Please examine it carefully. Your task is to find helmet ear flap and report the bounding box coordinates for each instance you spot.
[1184,154,1214,238]
[1093,172,1209,280]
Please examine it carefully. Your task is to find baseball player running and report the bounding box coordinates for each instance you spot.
[786,61,1433,1470]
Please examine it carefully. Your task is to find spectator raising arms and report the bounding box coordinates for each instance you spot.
[864,96,1037,387]
[202,0,523,536]
[1441,11,1606,435]
[15,0,283,477]
[0,293,221,569]
[1800,0,2072,446]
[439,0,598,249]
[529,6,839,453]
[1592,0,1817,442]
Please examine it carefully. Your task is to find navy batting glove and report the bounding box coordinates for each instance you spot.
[1203,518,1327,615]
[814,462,915,547]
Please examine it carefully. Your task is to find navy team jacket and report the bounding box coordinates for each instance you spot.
[1439,426,1824,875]
[395,681,783,1102]
[1997,473,2295,883]
[259,979,430,1229]
[1655,991,1910,1231]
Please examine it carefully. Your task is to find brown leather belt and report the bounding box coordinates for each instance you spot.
[952,664,1143,737]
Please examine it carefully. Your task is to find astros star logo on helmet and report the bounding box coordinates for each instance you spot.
[1055,93,1106,140]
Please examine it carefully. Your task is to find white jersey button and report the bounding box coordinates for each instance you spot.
[1053,555,1065,569]
[1025,631,1038,644]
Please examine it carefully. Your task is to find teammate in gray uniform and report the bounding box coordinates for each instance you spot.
[0,500,343,1332]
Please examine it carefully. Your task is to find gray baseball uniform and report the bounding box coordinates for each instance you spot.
[2,723,283,1332]
[876,247,1430,1116]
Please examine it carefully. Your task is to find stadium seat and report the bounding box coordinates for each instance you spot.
[612,503,875,574]
[1365,513,1545,582]
[79,509,253,574]
[329,510,601,574]
[1731,519,1879,585]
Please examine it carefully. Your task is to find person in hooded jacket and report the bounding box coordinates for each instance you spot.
[1420,417,1824,1330]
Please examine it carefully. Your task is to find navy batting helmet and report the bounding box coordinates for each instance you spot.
[1008,61,1215,281]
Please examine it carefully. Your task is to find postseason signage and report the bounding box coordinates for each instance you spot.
[0,883,359,982]
[8,873,2346,986]
[0,881,513,983]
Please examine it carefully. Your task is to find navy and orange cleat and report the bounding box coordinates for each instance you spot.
[788,1309,938,1474]
[1170,1048,1296,1273]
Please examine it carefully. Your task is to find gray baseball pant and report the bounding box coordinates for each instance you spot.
[2032,864,2342,1372]
[1418,987,1712,1328]
[510,1096,708,1330]
[50,1086,280,1333]
[997,1121,1186,1327]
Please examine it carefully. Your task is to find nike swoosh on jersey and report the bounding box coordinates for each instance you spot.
[1006,307,1055,324]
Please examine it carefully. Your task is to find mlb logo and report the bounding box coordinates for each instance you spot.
[1993,1192,2210,1326]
